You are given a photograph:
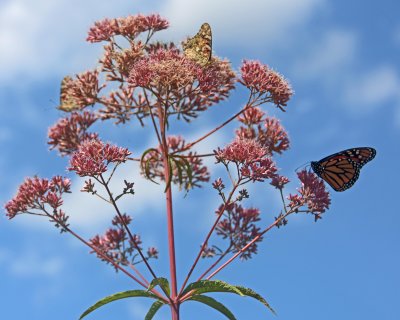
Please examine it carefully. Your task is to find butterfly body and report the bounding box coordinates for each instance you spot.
[183,23,212,67]
[311,147,376,192]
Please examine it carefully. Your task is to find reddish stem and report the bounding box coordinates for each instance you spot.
[158,100,179,320]
[165,172,178,297]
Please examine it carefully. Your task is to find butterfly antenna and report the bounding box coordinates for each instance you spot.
[44,98,56,111]
[295,161,310,172]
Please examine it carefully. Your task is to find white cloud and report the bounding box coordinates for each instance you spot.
[291,28,400,121]
[0,0,140,83]
[8,250,63,277]
[342,66,400,113]
[161,0,326,46]
[293,30,358,80]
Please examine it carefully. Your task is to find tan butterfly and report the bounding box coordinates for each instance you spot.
[58,76,79,112]
[183,23,212,67]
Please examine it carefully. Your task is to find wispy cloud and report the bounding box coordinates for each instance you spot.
[4,248,64,277]
[161,0,326,46]
[342,65,400,113]
[0,0,139,83]
[293,29,358,80]
[291,27,400,122]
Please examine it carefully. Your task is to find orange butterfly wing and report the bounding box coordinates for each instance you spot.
[311,147,376,192]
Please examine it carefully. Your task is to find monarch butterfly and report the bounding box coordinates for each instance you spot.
[183,22,212,67]
[58,76,79,112]
[311,147,376,192]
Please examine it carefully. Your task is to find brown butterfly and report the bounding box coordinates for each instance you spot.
[183,23,212,67]
[58,76,79,112]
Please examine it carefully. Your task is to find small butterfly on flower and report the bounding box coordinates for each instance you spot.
[58,76,79,112]
[183,23,212,67]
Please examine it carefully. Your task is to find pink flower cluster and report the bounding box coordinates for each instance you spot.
[240,60,293,110]
[98,86,146,124]
[69,139,131,177]
[216,138,267,163]
[89,214,158,268]
[297,169,331,214]
[237,107,264,125]
[270,174,290,190]
[102,42,145,79]
[215,138,277,182]
[5,176,71,219]
[262,117,290,153]
[87,14,169,43]
[285,170,331,220]
[71,70,101,107]
[236,107,290,155]
[48,111,98,156]
[59,71,101,111]
[129,49,236,121]
[215,204,263,260]
[212,178,225,191]
[129,49,200,88]
[147,247,159,259]
[87,13,236,123]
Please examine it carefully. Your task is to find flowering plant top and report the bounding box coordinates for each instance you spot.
[4,13,335,320]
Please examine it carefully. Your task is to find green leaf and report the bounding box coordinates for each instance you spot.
[148,277,171,296]
[145,300,165,320]
[140,148,159,167]
[181,157,193,190]
[164,156,174,192]
[234,285,276,315]
[182,280,276,316]
[188,295,236,320]
[140,148,160,185]
[79,290,159,319]
[174,155,194,191]
[182,280,244,296]
[174,158,184,190]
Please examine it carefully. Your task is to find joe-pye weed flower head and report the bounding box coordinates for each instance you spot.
[4,13,337,320]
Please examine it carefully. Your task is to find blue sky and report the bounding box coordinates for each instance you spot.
[0,0,399,319]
